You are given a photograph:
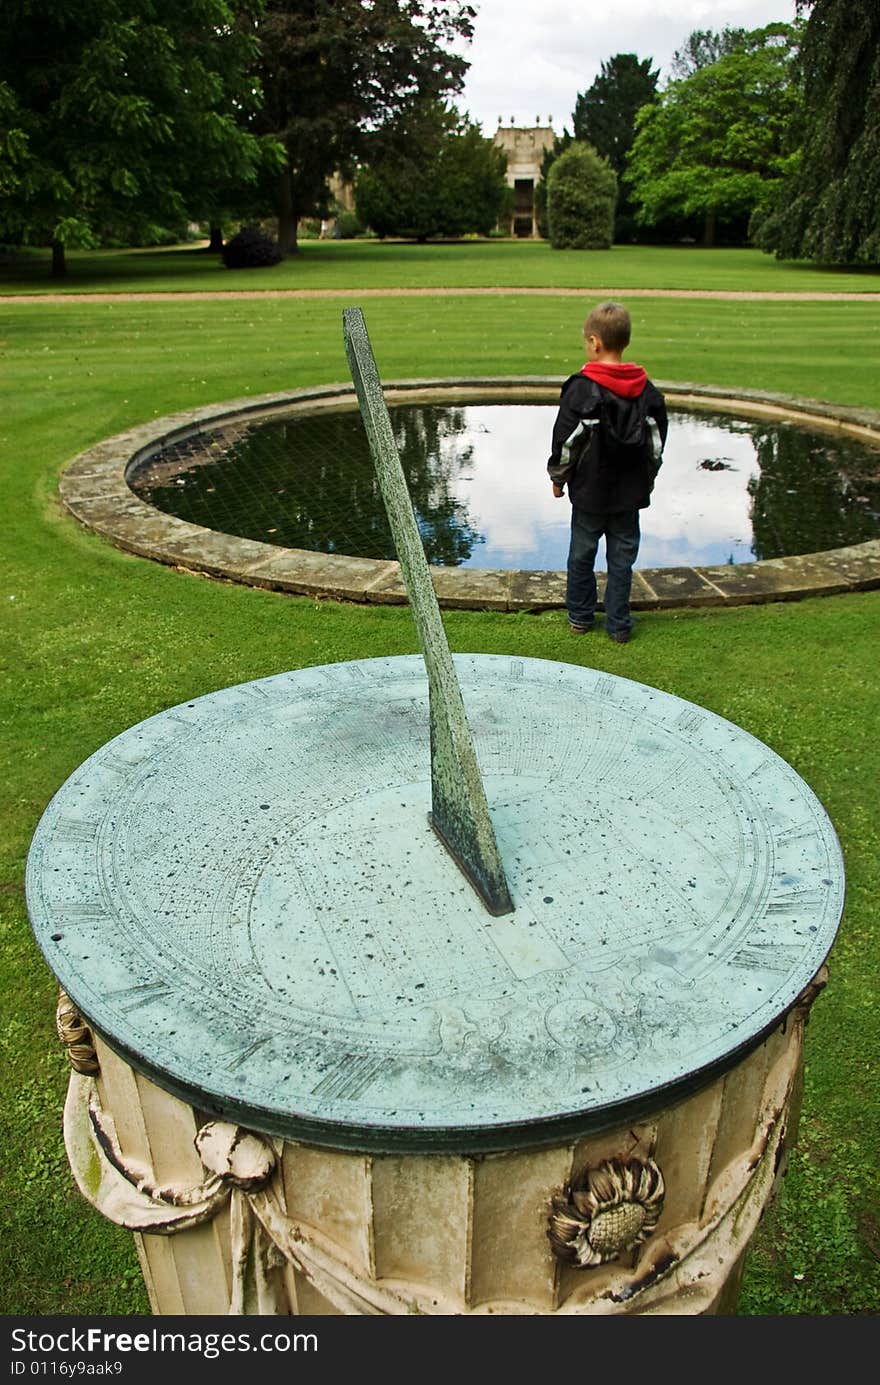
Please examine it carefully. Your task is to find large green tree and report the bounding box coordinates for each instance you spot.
[251,1,476,253]
[755,0,880,264]
[624,24,800,246]
[572,53,659,242]
[0,0,271,275]
[354,103,507,241]
[669,27,749,78]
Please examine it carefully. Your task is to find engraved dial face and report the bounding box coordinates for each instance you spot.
[26,656,844,1150]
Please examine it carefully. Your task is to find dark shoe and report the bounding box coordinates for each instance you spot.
[607,629,631,644]
[568,621,594,634]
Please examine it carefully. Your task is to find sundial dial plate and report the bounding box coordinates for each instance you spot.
[26,654,843,1152]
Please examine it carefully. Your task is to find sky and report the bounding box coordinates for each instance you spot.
[451,0,799,135]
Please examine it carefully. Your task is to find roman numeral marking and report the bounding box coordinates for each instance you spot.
[100,751,145,775]
[310,1054,385,1102]
[55,818,99,844]
[108,980,174,1012]
[731,943,803,974]
[674,709,703,737]
[49,901,106,921]
[237,962,264,979]
[747,758,775,781]
[766,890,825,916]
[219,1034,274,1072]
[773,822,818,846]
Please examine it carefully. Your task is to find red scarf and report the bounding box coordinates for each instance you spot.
[581,361,647,397]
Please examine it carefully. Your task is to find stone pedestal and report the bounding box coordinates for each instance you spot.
[60,971,823,1316]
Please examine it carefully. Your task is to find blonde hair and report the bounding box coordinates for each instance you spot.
[584,301,631,353]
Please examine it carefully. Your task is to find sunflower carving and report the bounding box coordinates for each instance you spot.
[548,1156,665,1267]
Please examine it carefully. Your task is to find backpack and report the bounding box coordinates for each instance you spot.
[596,388,663,471]
[561,386,663,477]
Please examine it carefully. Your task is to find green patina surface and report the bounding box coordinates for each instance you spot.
[24,649,845,1151]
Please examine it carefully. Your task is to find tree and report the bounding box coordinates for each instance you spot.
[755,0,880,264]
[669,27,748,78]
[0,1,272,276]
[624,24,801,246]
[250,1,476,254]
[546,143,617,250]
[572,54,659,241]
[354,103,507,240]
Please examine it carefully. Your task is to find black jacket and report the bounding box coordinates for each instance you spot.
[547,372,668,512]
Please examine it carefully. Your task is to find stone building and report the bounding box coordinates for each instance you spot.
[492,122,557,238]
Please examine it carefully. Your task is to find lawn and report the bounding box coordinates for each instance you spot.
[3,237,880,296]
[1,243,878,1317]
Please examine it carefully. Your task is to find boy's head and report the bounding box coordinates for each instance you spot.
[584,301,631,358]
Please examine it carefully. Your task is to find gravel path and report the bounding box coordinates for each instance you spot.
[3,285,880,304]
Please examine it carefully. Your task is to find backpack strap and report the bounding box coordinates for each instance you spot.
[560,417,599,473]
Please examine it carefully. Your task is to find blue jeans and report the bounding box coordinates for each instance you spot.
[567,508,641,636]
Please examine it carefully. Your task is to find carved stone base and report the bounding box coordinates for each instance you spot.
[61,970,826,1316]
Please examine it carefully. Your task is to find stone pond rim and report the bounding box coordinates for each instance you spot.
[58,376,880,612]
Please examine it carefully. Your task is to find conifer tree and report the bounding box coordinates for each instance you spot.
[756,0,880,263]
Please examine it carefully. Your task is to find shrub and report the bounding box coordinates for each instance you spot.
[546,143,617,249]
[221,225,283,269]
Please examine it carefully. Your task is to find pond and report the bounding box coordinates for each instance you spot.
[130,401,880,570]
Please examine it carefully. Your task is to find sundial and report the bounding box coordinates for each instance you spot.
[26,310,844,1155]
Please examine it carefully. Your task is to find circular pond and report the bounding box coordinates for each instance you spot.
[130,399,880,571]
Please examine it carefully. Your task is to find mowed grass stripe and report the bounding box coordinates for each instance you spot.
[3,239,880,296]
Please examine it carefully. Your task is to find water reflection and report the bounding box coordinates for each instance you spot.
[132,402,880,570]
[748,424,880,560]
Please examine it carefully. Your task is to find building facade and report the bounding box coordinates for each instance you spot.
[492,123,556,238]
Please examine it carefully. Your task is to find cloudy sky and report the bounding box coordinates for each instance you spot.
[451,0,799,134]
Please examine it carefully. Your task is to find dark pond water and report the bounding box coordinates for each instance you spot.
[131,402,880,570]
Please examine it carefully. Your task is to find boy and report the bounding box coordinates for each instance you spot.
[547,301,668,643]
